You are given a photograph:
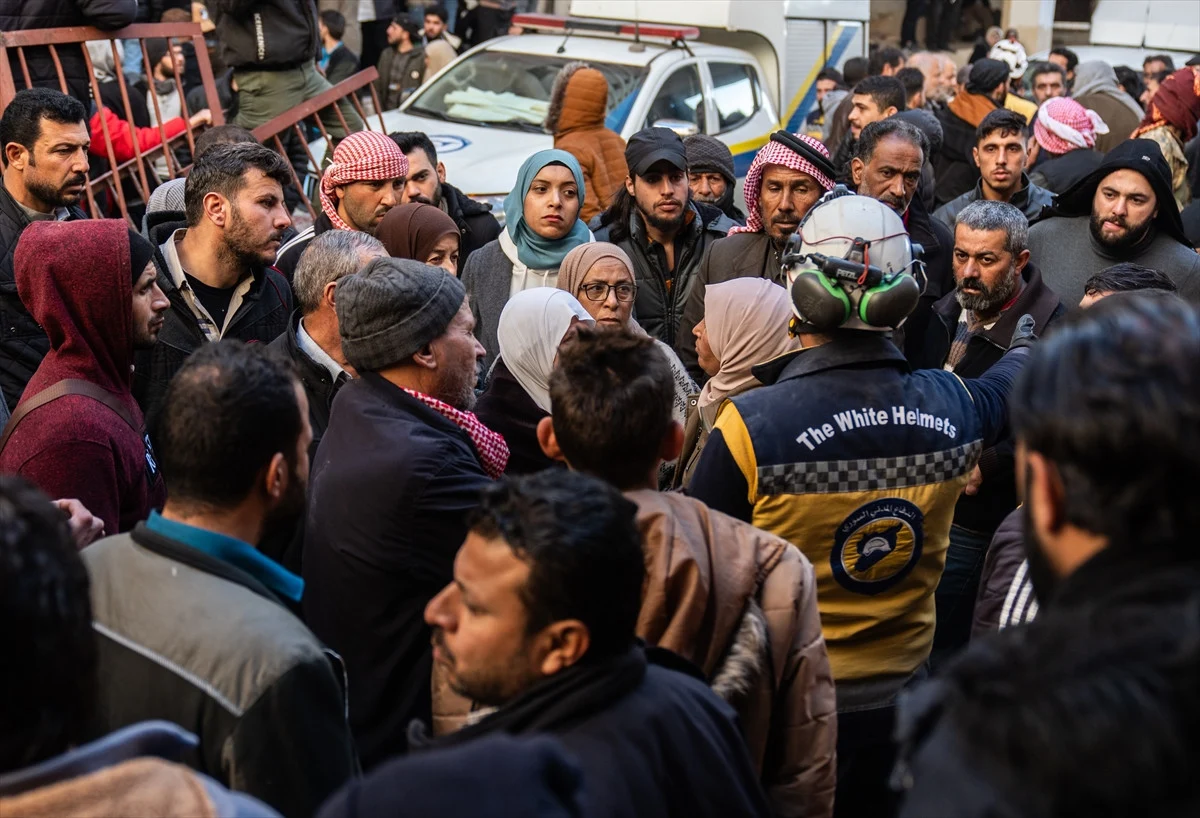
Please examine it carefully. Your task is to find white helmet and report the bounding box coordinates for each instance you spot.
[988,39,1028,81]
[783,188,925,333]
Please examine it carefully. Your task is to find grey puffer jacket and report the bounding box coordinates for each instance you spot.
[933,174,1056,229]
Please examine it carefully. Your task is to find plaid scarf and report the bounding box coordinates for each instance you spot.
[403,389,509,479]
[729,134,834,235]
[319,131,409,231]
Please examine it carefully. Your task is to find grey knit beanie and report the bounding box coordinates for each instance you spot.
[683,134,736,185]
[336,257,465,372]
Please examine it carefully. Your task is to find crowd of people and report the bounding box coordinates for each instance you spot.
[2,1,1200,817]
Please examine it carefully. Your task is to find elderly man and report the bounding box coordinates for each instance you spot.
[274,130,408,280]
[675,131,835,378]
[1026,138,1200,304]
[303,258,501,771]
[684,133,745,223]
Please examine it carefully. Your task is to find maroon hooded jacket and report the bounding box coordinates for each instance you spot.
[0,220,165,534]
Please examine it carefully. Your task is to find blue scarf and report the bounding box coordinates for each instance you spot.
[502,150,591,269]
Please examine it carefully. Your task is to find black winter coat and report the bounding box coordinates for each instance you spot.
[0,183,88,412]
[135,213,293,425]
[209,0,320,71]
[442,181,501,276]
[267,311,346,461]
[911,262,1067,533]
[1028,147,1104,195]
[474,359,559,476]
[1,0,136,105]
[900,194,955,365]
[592,200,732,348]
[933,98,995,207]
[303,374,492,771]
[409,646,772,818]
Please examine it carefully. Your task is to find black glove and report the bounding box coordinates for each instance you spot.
[1008,314,1038,351]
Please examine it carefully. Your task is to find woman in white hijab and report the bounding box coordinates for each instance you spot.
[474,288,593,475]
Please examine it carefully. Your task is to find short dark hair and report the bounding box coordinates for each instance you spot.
[975,108,1028,143]
[392,17,422,41]
[390,130,438,165]
[896,67,926,99]
[852,75,907,114]
[842,57,868,87]
[425,3,449,23]
[902,601,1200,815]
[193,124,257,159]
[1048,47,1078,72]
[1143,54,1175,71]
[0,476,94,772]
[854,118,927,164]
[1009,292,1200,554]
[868,46,905,77]
[548,325,675,491]
[184,142,291,226]
[157,340,303,511]
[817,67,845,88]
[1113,65,1144,101]
[1031,61,1066,84]
[468,471,644,659]
[319,9,346,40]
[1084,263,1177,297]
[0,88,86,168]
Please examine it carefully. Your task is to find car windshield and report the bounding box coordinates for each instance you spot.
[407,50,646,132]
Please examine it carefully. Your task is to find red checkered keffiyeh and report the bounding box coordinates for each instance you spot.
[730,133,834,235]
[402,388,510,479]
[1034,97,1108,155]
[319,131,409,231]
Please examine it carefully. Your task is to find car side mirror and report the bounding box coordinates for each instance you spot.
[651,118,700,137]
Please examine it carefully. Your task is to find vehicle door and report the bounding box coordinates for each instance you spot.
[698,59,776,178]
[638,60,707,136]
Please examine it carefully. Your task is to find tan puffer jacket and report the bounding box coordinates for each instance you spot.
[545,62,628,223]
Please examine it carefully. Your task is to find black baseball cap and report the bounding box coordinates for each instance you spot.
[625,127,688,176]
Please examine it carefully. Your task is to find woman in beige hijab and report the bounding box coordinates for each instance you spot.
[675,278,801,488]
[424,40,457,83]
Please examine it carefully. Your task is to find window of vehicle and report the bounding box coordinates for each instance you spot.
[406,50,646,133]
[646,64,705,132]
[709,62,760,132]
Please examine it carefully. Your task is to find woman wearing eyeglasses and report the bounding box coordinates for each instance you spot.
[558,243,696,486]
[674,278,801,489]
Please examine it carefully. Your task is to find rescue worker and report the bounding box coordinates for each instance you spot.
[687,190,1035,818]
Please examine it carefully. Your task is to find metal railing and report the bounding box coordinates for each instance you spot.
[1,23,391,226]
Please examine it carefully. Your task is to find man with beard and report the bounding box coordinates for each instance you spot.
[849,118,954,360]
[684,134,745,223]
[894,292,1200,817]
[304,258,499,771]
[0,222,169,536]
[832,76,906,186]
[676,131,835,379]
[137,143,294,422]
[83,340,358,818]
[390,131,500,274]
[274,130,408,281]
[1026,138,1200,305]
[910,200,1066,666]
[0,89,91,412]
[933,109,1055,229]
[592,128,734,347]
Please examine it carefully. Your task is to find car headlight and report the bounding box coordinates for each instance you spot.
[470,194,509,227]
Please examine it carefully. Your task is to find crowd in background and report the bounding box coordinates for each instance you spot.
[1,0,1200,817]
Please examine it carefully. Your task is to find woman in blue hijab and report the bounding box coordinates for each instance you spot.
[462,149,593,371]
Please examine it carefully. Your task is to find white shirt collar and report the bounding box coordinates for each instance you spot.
[297,317,345,382]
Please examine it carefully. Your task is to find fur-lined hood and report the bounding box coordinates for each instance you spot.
[544,61,608,134]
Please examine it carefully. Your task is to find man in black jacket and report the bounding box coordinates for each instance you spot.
[848,118,954,362]
[909,200,1066,666]
[211,0,363,135]
[391,131,501,275]
[304,257,496,771]
[894,291,1200,817]
[933,58,1009,207]
[0,89,90,412]
[135,143,293,424]
[1,0,136,107]
[417,470,772,818]
[592,128,734,348]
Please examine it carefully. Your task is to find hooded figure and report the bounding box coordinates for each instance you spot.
[1133,66,1200,209]
[376,201,461,269]
[0,221,166,534]
[544,62,629,223]
[1027,138,1200,304]
[474,288,593,476]
[461,149,593,371]
[1071,61,1145,154]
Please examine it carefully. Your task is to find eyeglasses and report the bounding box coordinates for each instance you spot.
[579,282,637,303]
